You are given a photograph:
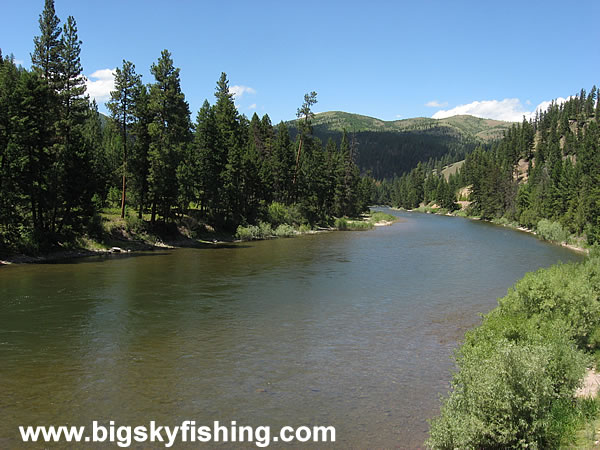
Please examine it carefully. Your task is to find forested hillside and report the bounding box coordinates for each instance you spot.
[380,87,600,245]
[0,1,371,253]
[288,112,513,179]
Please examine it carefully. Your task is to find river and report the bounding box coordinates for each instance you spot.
[0,209,584,448]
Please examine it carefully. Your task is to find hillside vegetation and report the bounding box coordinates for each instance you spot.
[375,86,600,247]
[288,112,513,179]
[298,111,512,141]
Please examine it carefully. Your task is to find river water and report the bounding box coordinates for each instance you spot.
[0,210,584,448]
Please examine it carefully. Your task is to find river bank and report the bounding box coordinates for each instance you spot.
[393,205,590,255]
[0,210,398,266]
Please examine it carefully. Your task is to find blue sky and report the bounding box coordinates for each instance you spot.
[3,0,600,123]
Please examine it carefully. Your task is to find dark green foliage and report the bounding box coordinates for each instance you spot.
[193,99,220,218]
[333,131,361,217]
[147,50,192,223]
[107,60,142,218]
[31,0,62,90]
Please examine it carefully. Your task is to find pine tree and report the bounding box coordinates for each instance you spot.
[13,70,55,234]
[213,72,243,226]
[334,130,360,217]
[130,84,152,219]
[57,15,93,231]
[271,122,295,203]
[293,91,317,188]
[107,60,142,218]
[0,58,25,243]
[194,100,219,218]
[147,50,191,223]
[31,0,62,91]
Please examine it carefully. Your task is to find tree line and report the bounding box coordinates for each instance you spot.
[0,0,371,252]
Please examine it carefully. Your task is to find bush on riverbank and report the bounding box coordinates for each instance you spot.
[536,219,569,244]
[369,211,397,224]
[235,222,298,240]
[335,217,373,230]
[427,257,600,449]
[335,212,396,231]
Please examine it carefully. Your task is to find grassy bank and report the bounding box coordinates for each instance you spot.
[334,211,399,231]
[234,210,399,240]
[427,255,600,449]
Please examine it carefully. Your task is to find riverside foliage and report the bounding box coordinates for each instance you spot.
[0,1,371,252]
[427,256,600,448]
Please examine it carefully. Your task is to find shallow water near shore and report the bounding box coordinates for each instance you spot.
[0,209,584,448]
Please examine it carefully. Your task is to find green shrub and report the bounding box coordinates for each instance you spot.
[298,224,312,233]
[334,217,348,230]
[235,225,260,241]
[335,217,374,231]
[537,219,569,243]
[519,208,538,229]
[267,201,287,226]
[267,202,305,226]
[348,221,374,230]
[107,186,121,208]
[125,215,146,234]
[428,335,587,449]
[369,211,396,223]
[427,258,600,449]
[235,222,277,241]
[499,260,600,349]
[258,221,273,238]
[274,224,296,237]
[493,216,510,226]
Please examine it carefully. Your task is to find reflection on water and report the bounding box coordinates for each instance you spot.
[0,210,584,448]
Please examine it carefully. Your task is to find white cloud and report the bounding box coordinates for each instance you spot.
[432,97,572,122]
[229,85,256,100]
[85,68,115,103]
[14,59,24,66]
[425,100,448,108]
[248,103,257,110]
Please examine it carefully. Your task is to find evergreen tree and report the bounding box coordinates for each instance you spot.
[271,121,295,203]
[147,50,191,223]
[130,84,152,219]
[333,130,360,217]
[194,99,220,218]
[31,0,62,90]
[293,91,317,188]
[213,72,243,227]
[57,15,94,231]
[13,70,55,235]
[107,60,142,218]
[0,58,25,244]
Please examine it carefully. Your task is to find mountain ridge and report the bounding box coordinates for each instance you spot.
[289,111,514,142]
[286,111,515,178]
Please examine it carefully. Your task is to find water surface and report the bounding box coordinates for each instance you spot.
[0,210,584,447]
